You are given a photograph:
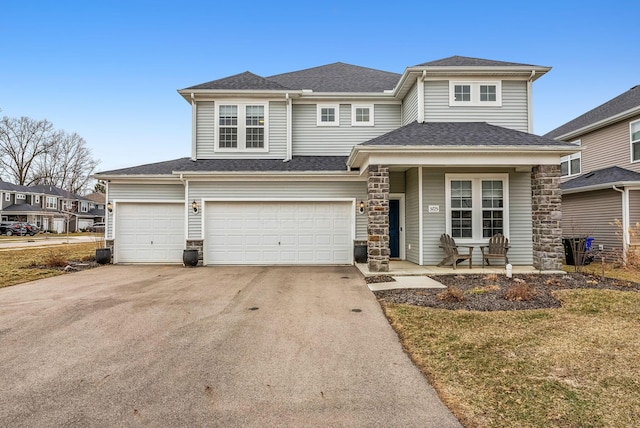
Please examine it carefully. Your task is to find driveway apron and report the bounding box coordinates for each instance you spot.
[0,265,460,427]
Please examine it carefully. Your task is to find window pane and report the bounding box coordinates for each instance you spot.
[219,128,237,148]
[246,128,264,148]
[561,161,569,176]
[321,108,335,122]
[246,105,264,126]
[219,105,238,126]
[570,158,581,175]
[632,122,640,142]
[482,210,503,237]
[480,85,496,102]
[454,85,471,102]
[355,107,369,122]
[482,181,503,208]
[633,142,640,162]
[451,180,472,209]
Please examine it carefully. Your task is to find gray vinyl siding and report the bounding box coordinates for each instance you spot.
[195,101,287,159]
[424,80,529,132]
[402,82,419,125]
[292,103,401,156]
[631,190,640,245]
[404,168,420,263]
[390,171,405,193]
[187,180,367,240]
[420,169,533,265]
[562,189,623,254]
[107,183,185,237]
[574,114,640,174]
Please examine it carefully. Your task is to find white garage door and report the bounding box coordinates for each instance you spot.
[78,219,93,230]
[205,201,353,265]
[116,203,184,263]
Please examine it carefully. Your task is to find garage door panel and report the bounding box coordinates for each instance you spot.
[116,203,184,264]
[205,201,352,265]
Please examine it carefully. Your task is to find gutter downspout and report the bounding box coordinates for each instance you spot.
[613,185,629,263]
[190,93,197,161]
[527,70,536,133]
[417,70,426,123]
[284,93,292,162]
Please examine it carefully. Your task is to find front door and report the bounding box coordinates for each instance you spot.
[389,199,400,258]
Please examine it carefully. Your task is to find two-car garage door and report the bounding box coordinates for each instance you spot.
[205,201,353,265]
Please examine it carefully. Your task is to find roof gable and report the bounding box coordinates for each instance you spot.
[545,85,640,139]
[414,55,542,68]
[184,71,291,91]
[267,62,401,93]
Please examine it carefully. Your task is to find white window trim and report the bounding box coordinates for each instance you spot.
[449,81,502,107]
[46,197,57,210]
[317,104,340,127]
[351,104,374,127]
[445,173,510,243]
[631,119,640,163]
[16,194,26,200]
[35,195,40,204]
[561,150,581,177]
[4,193,10,202]
[80,202,88,213]
[214,101,269,153]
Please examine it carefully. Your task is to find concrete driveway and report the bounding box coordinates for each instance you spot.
[0,266,460,427]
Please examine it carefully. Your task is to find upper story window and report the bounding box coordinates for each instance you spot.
[4,193,10,202]
[449,81,502,107]
[16,194,26,200]
[35,195,40,204]
[561,151,581,177]
[446,174,509,242]
[46,197,57,209]
[351,104,374,126]
[317,104,339,126]
[631,119,640,163]
[80,202,88,212]
[215,102,268,151]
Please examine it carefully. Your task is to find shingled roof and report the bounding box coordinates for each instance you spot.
[96,156,350,176]
[562,166,640,191]
[359,122,575,147]
[184,71,291,91]
[414,55,542,68]
[545,85,640,139]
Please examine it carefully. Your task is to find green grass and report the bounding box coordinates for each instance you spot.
[0,242,97,288]
[382,289,640,427]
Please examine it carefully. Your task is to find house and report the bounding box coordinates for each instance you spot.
[94,56,577,271]
[545,85,640,258]
[0,182,104,233]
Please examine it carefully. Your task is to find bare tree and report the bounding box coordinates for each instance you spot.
[0,116,55,185]
[32,131,99,194]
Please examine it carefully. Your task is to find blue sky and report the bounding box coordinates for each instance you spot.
[1,0,638,174]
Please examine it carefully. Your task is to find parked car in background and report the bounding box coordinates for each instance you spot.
[0,222,27,236]
[89,222,105,233]
[24,223,39,236]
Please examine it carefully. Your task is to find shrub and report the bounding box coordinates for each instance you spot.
[484,273,498,282]
[437,286,466,302]
[504,284,537,302]
[43,249,69,268]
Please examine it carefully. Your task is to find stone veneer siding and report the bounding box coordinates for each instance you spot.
[531,164,563,270]
[186,239,204,265]
[367,165,390,272]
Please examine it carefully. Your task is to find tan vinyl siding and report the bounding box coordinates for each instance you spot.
[195,101,215,158]
[404,168,419,263]
[107,183,185,237]
[187,180,367,240]
[575,114,640,174]
[630,190,640,245]
[562,189,623,254]
[402,82,419,125]
[292,103,401,156]
[390,171,405,193]
[195,101,287,160]
[424,80,529,132]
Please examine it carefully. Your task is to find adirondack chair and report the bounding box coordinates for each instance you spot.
[480,233,510,267]
[437,234,473,269]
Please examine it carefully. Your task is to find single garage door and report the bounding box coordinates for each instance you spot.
[205,201,353,265]
[78,219,93,230]
[116,203,184,263]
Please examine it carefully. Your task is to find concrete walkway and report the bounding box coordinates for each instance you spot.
[0,265,461,427]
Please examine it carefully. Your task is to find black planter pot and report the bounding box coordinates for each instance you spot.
[183,249,199,267]
[95,248,111,265]
[354,244,368,263]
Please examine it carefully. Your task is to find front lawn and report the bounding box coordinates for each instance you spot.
[0,242,98,288]
[381,288,640,427]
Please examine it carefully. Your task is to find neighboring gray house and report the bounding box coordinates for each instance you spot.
[545,85,640,258]
[95,56,576,271]
[0,183,104,232]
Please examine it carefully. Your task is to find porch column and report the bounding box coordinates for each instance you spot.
[367,165,390,272]
[531,165,563,270]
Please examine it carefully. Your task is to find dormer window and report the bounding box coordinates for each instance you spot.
[317,104,339,126]
[450,81,502,107]
[215,102,268,151]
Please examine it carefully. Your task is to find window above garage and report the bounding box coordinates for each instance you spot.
[215,102,268,152]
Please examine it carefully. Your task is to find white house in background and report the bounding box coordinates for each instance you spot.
[95,56,576,271]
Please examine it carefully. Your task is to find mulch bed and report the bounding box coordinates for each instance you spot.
[373,272,640,311]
